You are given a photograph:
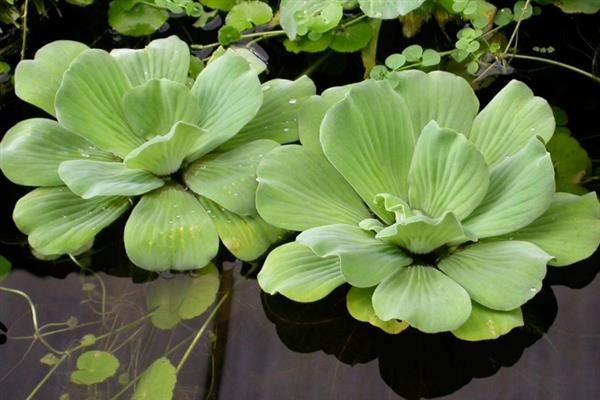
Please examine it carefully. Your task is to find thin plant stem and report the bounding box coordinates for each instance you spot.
[11,320,103,340]
[503,0,531,55]
[20,0,29,59]
[341,13,367,28]
[25,354,68,400]
[70,254,108,323]
[0,287,66,355]
[191,30,287,50]
[504,53,600,84]
[176,293,229,373]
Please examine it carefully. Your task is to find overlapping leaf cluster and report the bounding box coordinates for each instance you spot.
[0,35,315,271]
[256,71,600,340]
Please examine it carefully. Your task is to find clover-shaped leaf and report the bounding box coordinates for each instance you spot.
[70,351,119,385]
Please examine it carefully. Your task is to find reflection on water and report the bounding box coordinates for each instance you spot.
[1,249,599,399]
[262,285,558,399]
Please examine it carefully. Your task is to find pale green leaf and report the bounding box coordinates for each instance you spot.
[463,138,555,238]
[507,192,600,266]
[280,0,344,39]
[185,139,279,215]
[0,118,113,186]
[408,121,489,220]
[257,242,345,302]
[346,287,409,334]
[224,77,316,148]
[124,185,219,271]
[131,358,177,400]
[55,49,142,158]
[297,224,412,288]
[14,187,130,256]
[187,51,262,160]
[358,0,426,18]
[147,263,219,329]
[376,212,473,255]
[198,197,286,261]
[452,302,523,341]
[125,122,206,176]
[439,241,550,310]
[321,79,415,222]
[70,351,119,385]
[373,193,414,221]
[298,85,353,153]
[372,265,472,333]
[256,145,370,231]
[111,36,190,86]
[58,160,164,199]
[388,70,479,136]
[468,79,555,166]
[122,79,201,139]
[14,40,88,116]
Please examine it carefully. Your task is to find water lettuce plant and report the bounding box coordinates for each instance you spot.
[256,71,600,340]
[0,35,315,271]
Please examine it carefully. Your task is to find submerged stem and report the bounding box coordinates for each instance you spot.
[504,53,600,84]
[176,293,229,373]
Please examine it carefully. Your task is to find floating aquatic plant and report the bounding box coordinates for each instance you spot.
[256,71,600,340]
[0,35,315,271]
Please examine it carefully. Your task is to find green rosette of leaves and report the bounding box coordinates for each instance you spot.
[0,35,315,271]
[256,70,600,341]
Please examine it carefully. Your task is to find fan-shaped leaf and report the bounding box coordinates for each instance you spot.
[372,265,472,333]
[346,287,409,334]
[258,242,345,302]
[298,224,412,287]
[452,302,523,341]
[14,40,88,116]
[122,79,201,139]
[111,35,190,86]
[439,241,550,310]
[224,77,316,148]
[256,145,370,231]
[468,79,555,166]
[55,49,142,157]
[321,80,416,221]
[408,121,489,220]
[376,212,473,254]
[463,138,555,238]
[185,139,279,215]
[198,197,285,261]
[298,85,353,153]
[58,160,164,199]
[0,118,113,186]
[125,122,206,176]
[388,70,479,136]
[13,187,130,256]
[124,185,219,271]
[507,192,600,266]
[187,51,262,160]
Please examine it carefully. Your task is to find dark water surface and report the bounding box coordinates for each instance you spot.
[1,2,600,399]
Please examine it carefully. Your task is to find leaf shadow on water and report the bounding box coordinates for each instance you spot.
[260,249,600,400]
